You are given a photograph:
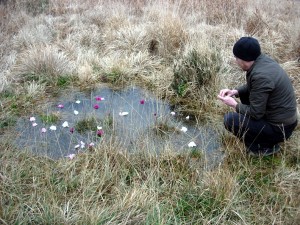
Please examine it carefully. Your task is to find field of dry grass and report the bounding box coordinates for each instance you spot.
[0,0,300,224]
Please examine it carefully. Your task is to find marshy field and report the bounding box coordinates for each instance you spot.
[0,0,300,224]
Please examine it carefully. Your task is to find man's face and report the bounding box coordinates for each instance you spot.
[235,57,248,71]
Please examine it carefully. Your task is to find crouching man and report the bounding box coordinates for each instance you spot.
[218,36,298,156]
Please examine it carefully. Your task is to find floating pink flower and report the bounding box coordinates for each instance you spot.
[95,96,104,101]
[29,117,36,122]
[57,104,64,108]
[140,99,145,104]
[70,127,74,133]
[66,154,76,160]
[93,104,99,109]
[41,128,47,133]
[89,142,95,148]
[97,129,104,137]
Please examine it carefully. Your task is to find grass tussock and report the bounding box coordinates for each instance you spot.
[0,0,300,224]
[15,44,75,87]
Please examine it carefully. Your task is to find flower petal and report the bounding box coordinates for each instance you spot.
[41,128,47,133]
[57,104,64,108]
[180,127,188,133]
[170,112,175,116]
[97,129,104,137]
[75,100,81,104]
[49,125,57,131]
[93,104,99,109]
[29,117,36,122]
[66,154,76,159]
[188,141,197,148]
[62,121,69,128]
[89,143,95,147]
[186,115,190,120]
[74,110,79,115]
[95,96,105,101]
[119,112,129,116]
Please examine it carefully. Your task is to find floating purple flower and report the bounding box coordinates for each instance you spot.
[93,104,99,109]
[41,128,47,133]
[140,99,145,104]
[70,127,74,133]
[57,104,64,109]
[97,129,104,137]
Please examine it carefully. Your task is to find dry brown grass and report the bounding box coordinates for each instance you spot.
[0,0,300,224]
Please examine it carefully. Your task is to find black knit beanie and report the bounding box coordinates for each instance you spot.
[233,37,261,61]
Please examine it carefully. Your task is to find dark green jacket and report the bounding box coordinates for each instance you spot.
[236,54,297,125]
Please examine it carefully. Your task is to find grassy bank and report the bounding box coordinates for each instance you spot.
[1,0,300,224]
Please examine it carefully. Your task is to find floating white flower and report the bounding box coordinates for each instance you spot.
[188,141,197,148]
[97,126,102,130]
[32,122,38,127]
[66,154,76,160]
[29,117,36,122]
[80,141,85,148]
[180,127,188,133]
[74,110,79,115]
[170,112,175,116]
[75,100,81,104]
[62,121,69,128]
[49,125,57,131]
[74,144,80,149]
[186,115,190,120]
[41,128,47,133]
[119,112,129,116]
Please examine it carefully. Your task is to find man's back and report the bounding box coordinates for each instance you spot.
[248,54,297,125]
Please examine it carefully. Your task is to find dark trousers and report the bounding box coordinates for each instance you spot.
[223,92,297,150]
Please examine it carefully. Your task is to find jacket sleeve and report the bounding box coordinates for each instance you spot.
[235,74,274,120]
[236,84,248,97]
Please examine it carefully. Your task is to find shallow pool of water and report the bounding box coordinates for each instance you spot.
[14,86,223,164]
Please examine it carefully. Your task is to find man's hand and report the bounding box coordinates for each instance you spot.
[219,89,238,98]
[217,94,238,108]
